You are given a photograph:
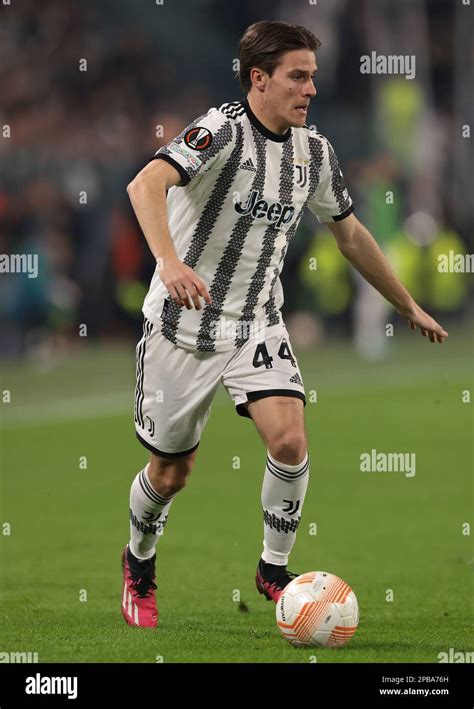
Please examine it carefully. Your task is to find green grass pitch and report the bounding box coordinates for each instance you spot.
[0,328,472,662]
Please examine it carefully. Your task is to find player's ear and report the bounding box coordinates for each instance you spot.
[249,67,266,90]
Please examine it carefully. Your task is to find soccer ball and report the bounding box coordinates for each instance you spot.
[276,571,359,648]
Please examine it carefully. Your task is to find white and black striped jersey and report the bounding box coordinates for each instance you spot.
[142,98,354,352]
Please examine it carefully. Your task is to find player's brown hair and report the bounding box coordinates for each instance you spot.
[238,21,321,94]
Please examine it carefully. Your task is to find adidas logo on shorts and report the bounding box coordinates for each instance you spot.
[289,373,303,386]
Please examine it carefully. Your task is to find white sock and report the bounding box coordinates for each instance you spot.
[129,464,175,560]
[261,450,309,566]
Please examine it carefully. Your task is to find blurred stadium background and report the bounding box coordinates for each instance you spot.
[0,0,472,663]
[0,0,472,357]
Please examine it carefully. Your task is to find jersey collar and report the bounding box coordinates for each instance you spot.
[242,98,292,143]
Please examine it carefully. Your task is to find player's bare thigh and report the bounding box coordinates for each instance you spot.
[147,449,198,498]
[244,396,307,465]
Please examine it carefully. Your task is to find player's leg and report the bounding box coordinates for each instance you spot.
[128,448,198,562]
[223,324,309,602]
[244,395,310,600]
[122,449,198,629]
[243,394,307,464]
[147,448,197,495]
[122,317,222,627]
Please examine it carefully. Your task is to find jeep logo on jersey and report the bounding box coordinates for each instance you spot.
[234,189,295,229]
[184,126,212,151]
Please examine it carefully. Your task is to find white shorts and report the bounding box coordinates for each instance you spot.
[134,317,306,457]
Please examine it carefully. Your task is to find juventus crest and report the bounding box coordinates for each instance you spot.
[295,164,308,188]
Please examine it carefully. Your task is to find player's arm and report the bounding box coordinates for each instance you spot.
[127,159,211,310]
[327,214,448,344]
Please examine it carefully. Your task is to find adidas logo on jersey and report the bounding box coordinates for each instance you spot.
[240,157,257,172]
[234,189,295,229]
[289,373,303,386]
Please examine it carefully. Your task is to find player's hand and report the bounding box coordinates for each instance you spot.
[398,301,448,344]
[158,256,212,310]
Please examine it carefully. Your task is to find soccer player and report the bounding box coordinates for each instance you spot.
[122,21,448,627]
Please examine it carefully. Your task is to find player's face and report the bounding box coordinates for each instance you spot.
[265,49,317,130]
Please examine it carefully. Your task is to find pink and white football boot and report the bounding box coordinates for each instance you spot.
[255,558,299,603]
[121,545,158,628]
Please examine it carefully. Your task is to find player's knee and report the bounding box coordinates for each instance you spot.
[157,472,188,497]
[151,468,189,497]
[148,453,195,496]
[268,433,307,466]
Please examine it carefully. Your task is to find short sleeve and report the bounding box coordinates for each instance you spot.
[151,107,235,186]
[307,137,354,223]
